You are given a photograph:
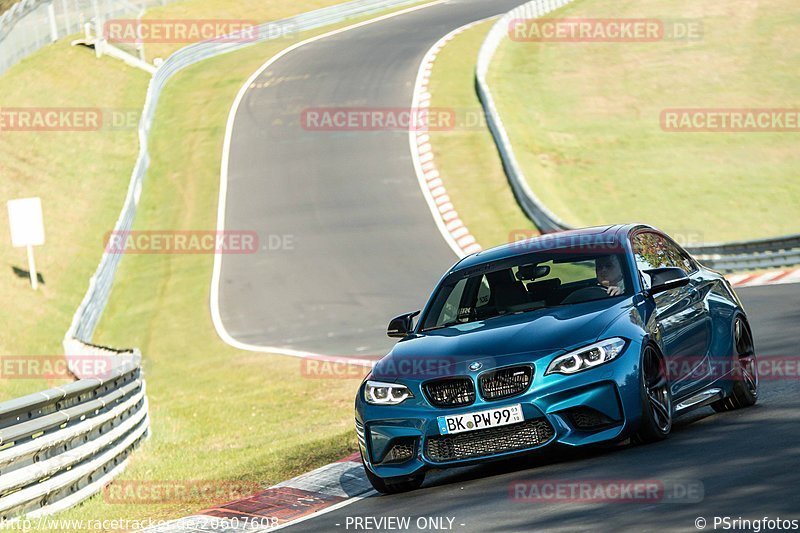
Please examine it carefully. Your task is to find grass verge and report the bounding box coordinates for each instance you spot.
[488,0,800,241]
[35,3,432,525]
[0,0,351,399]
[0,43,150,399]
[2,0,430,524]
[427,20,537,250]
[140,0,354,61]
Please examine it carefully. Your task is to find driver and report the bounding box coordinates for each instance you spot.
[596,255,625,296]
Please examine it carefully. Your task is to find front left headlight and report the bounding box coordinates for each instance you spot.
[364,380,414,405]
[545,338,627,375]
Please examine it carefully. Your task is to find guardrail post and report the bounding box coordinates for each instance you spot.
[48,3,59,42]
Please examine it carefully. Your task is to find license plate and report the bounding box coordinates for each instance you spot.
[437,404,524,435]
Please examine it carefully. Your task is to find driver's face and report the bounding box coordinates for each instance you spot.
[596,256,622,286]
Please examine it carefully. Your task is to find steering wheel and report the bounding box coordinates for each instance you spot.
[561,285,609,304]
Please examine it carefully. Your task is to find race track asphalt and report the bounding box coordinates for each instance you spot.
[217,0,527,357]
[217,1,799,529]
[283,283,800,532]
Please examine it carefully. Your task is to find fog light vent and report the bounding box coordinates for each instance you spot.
[381,438,416,464]
[566,407,616,430]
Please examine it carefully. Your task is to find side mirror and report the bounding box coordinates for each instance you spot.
[643,267,690,296]
[387,311,420,338]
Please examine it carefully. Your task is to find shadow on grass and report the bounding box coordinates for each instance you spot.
[11,265,45,285]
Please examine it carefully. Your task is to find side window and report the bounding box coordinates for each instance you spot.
[436,278,468,325]
[475,276,491,310]
[676,246,698,273]
[632,232,694,278]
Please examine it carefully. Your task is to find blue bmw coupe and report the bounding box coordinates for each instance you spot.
[355,224,758,493]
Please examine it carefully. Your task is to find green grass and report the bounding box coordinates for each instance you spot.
[488,0,800,242]
[140,0,356,61]
[10,3,431,526]
[0,43,150,400]
[0,0,352,401]
[0,0,362,402]
[427,20,538,250]
[0,0,404,397]
[1,0,430,524]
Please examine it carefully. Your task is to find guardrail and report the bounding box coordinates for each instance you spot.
[475,0,574,234]
[0,341,148,521]
[5,0,424,521]
[0,0,170,76]
[686,235,800,272]
[475,0,800,272]
[66,0,424,343]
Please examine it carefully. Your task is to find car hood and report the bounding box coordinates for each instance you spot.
[372,299,631,380]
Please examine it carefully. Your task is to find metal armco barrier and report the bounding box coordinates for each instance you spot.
[6,0,422,521]
[0,0,170,76]
[475,0,574,234]
[475,0,800,272]
[687,235,800,272]
[0,343,149,521]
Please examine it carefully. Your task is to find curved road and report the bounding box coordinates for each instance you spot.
[215,0,799,530]
[284,283,800,532]
[218,0,527,357]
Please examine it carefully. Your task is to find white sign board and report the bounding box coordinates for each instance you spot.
[7,197,45,248]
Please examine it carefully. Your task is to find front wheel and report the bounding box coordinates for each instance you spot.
[361,455,425,494]
[712,317,758,412]
[633,344,672,444]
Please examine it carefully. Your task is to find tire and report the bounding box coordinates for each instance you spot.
[712,317,758,412]
[633,344,672,444]
[361,454,425,494]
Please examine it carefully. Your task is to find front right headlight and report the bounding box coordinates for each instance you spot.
[545,338,627,375]
[364,380,414,405]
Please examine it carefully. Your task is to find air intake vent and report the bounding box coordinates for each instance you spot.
[423,378,475,407]
[565,407,616,430]
[355,419,365,448]
[380,438,417,464]
[425,419,554,463]
[479,365,533,400]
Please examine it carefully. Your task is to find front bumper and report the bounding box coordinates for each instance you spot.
[356,342,644,479]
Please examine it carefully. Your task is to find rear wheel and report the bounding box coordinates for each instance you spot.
[634,345,672,444]
[712,317,758,412]
[361,454,425,494]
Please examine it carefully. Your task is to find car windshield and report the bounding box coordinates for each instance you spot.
[421,251,632,331]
